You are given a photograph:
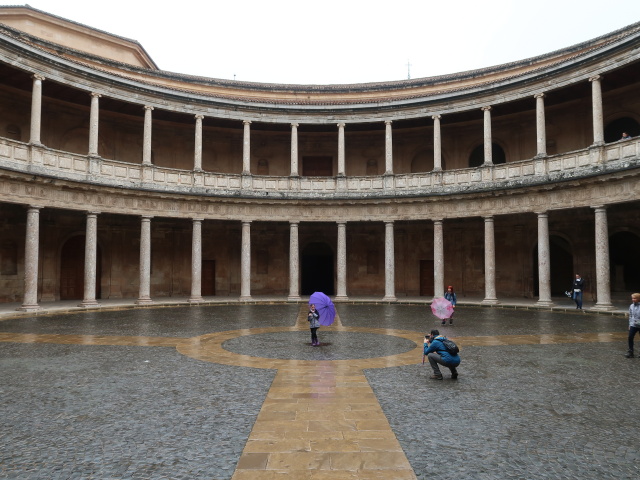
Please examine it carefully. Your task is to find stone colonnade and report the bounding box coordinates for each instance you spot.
[17,206,615,311]
[26,74,607,173]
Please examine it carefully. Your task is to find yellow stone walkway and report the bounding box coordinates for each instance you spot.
[0,308,628,479]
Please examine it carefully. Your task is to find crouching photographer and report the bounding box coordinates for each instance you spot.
[424,329,461,380]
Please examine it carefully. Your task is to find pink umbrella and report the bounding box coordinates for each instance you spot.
[431,297,454,320]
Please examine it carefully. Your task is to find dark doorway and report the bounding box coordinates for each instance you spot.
[420,260,434,296]
[610,231,640,292]
[60,235,102,300]
[469,143,506,168]
[604,117,640,143]
[302,156,333,176]
[301,242,334,295]
[202,260,216,296]
[532,235,573,296]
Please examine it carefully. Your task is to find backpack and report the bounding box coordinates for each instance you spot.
[440,337,459,355]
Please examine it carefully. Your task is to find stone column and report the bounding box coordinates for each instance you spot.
[534,93,547,157]
[88,93,101,156]
[384,121,393,174]
[194,115,204,172]
[482,106,493,165]
[593,206,614,310]
[80,212,100,307]
[336,221,348,300]
[337,123,346,176]
[18,206,41,311]
[142,106,154,165]
[536,212,553,306]
[288,221,300,301]
[290,123,299,176]
[189,218,204,303]
[383,220,396,301]
[136,216,153,304]
[29,75,44,145]
[433,219,444,299]
[242,121,251,174]
[482,216,499,304]
[432,115,442,171]
[590,75,604,146]
[240,221,252,300]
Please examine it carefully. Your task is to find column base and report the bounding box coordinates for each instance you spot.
[78,300,100,308]
[287,296,301,302]
[188,297,204,304]
[17,304,40,312]
[535,300,555,307]
[481,298,499,305]
[592,303,615,311]
[135,297,153,305]
[333,295,349,301]
[239,296,253,302]
[382,296,397,302]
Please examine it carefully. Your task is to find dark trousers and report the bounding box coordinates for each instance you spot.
[628,325,640,352]
[310,327,318,344]
[427,352,458,376]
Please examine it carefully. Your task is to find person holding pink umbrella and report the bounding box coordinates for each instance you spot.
[443,285,457,325]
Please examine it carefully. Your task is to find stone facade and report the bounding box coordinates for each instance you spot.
[0,6,639,309]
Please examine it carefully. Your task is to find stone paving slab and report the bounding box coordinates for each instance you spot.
[0,304,638,479]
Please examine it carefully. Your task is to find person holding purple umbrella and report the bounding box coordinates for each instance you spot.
[308,304,321,346]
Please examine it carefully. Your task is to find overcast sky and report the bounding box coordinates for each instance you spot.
[6,1,640,85]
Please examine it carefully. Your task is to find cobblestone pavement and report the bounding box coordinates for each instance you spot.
[1,304,638,479]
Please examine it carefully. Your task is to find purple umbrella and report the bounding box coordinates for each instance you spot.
[309,292,336,326]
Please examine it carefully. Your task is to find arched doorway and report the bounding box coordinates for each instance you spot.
[610,231,640,292]
[468,143,506,168]
[604,117,640,143]
[301,242,334,295]
[60,235,102,300]
[532,235,573,296]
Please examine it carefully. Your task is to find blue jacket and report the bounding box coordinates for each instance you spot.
[424,336,460,366]
[308,310,320,328]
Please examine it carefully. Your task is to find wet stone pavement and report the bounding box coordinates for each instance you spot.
[0,304,638,479]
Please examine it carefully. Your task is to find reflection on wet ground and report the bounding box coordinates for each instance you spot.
[0,304,637,480]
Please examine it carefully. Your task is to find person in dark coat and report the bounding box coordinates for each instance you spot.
[424,329,460,380]
[308,304,320,346]
[572,274,585,309]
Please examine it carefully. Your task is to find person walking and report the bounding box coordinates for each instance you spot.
[443,285,457,325]
[625,293,640,358]
[571,274,585,309]
[308,304,320,346]
[424,329,460,380]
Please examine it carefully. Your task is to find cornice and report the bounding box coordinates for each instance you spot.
[1,21,640,123]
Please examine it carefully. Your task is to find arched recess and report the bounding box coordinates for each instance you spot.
[468,143,506,168]
[301,241,334,295]
[532,235,574,297]
[610,231,640,292]
[60,235,102,300]
[604,116,640,143]
[410,149,434,173]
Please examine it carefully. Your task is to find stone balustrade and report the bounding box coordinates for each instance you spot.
[0,136,637,200]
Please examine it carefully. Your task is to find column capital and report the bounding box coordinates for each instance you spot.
[289,220,299,226]
[143,105,154,111]
[194,114,204,120]
[589,74,602,82]
[140,215,154,220]
[533,92,545,99]
[385,120,393,126]
[90,92,102,99]
[432,218,444,224]
[241,220,252,225]
[431,114,441,120]
[191,217,204,222]
[32,74,45,82]
[27,205,43,211]
[336,220,347,226]
[243,120,252,126]
[291,122,299,128]
[534,211,548,217]
[384,219,394,225]
[591,205,606,211]
[481,105,492,111]
[483,215,495,221]
[86,211,101,216]
[337,122,345,128]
